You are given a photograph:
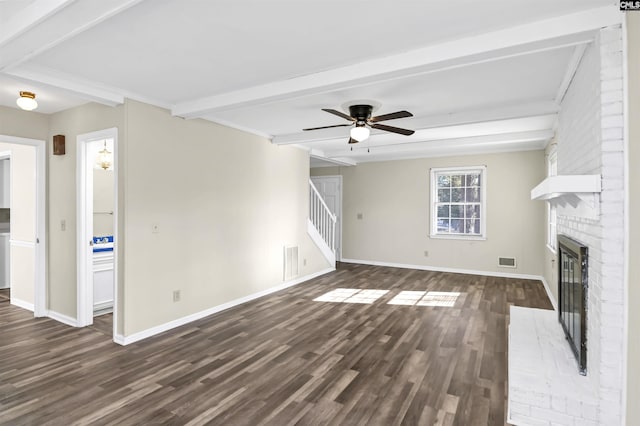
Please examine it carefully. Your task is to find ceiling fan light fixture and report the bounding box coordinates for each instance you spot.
[16,91,38,111]
[350,126,370,142]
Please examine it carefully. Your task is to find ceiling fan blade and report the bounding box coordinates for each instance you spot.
[371,123,415,136]
[348,137,358,144]
[322,108,355,122]
[303,123,353,131]
[369,110,413,122]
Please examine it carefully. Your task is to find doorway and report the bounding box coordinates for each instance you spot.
[77,128,118,338]
[0,135,46,317]
[0,154,10,301]
[310,175,342,260]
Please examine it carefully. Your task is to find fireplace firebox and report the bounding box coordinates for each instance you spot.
[558,235,588,375]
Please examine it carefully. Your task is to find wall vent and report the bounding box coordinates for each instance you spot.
[284,245,299,281]
[498,257,517,268]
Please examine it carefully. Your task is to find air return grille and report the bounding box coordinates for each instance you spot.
[498,257,517,268]
[284,246,299,281]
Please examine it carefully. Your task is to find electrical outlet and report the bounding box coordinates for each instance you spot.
[152,223,160,234]
[173,290,180,302]
[424,250,429,257]
[61,219,66,231]
[357,213,363,220]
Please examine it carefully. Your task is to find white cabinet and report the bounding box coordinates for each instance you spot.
[0,234,9,288]
[93,250,114,313]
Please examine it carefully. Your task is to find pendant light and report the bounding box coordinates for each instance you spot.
[95,141,113,170]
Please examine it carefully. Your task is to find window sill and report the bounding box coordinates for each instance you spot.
[429,234,487,241]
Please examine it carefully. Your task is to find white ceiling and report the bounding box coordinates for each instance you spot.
[0,0,621,165]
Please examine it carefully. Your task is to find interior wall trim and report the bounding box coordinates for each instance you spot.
[11,297,34,312]
[116,267,335,346]
[47,310,78,327]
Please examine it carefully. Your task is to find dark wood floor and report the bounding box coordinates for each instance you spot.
[89,313,113,336]
[0,264,552,425]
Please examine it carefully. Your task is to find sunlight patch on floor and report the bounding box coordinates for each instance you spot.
[313,289,461,307]
[416,291,461,307]
[387,291,427,305]
[313,288,389,304]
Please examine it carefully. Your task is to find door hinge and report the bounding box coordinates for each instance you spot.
[36,238,39,243]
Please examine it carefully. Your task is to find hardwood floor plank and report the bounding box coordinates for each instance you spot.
[0,264,552,425]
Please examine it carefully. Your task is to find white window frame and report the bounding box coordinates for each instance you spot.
[547,152,558,253]
[429,165,487,240]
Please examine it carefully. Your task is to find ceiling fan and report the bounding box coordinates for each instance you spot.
[303,104,415,144]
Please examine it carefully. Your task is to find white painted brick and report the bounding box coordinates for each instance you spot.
[534,25,625,426]
[552,396,567,413]
[601,127,623,140]
[531,407,575,425]
[511,401,531,417]
[601,78,622,92]
[566,399,581,417]
[511,412,552,426]
[600,88,622,103]
[600,39,623,55]
[601,102,623,116]
[601,115,624,129]
[600,66,622,82]
[600,51,622,68]
[599,27,622,43]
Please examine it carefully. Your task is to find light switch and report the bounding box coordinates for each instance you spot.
[152,223,160,234]
[357,213,363,220]
[61,220,66,231]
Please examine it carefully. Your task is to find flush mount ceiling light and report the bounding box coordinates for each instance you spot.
[95,141,113,170]
[16,91,38,111]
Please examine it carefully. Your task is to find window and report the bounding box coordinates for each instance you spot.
[430,166,486,239]
[547,152,558,252]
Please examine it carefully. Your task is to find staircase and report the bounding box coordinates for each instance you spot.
[308,179,336,266]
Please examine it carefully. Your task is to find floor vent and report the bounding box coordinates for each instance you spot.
[498,257,517,268]
[284,245,299,281]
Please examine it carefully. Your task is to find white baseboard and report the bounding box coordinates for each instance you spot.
[93,300,114,312]
[11,297,34,312]
[340,258,546,282]
[48,310,78,327]
[539,276,558,311]
[116,267,335,346]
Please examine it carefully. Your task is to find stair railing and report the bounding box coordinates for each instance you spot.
[309,179,337,254]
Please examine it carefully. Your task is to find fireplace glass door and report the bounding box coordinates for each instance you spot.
[558,235,588,375]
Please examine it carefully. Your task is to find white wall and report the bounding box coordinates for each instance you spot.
[122,100,329,336]
[312,150,546,277]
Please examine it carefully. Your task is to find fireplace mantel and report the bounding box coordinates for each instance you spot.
[531,175,602,219]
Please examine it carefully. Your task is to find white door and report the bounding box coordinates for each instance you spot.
[0,137,46,317]
[311,176,342,260]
